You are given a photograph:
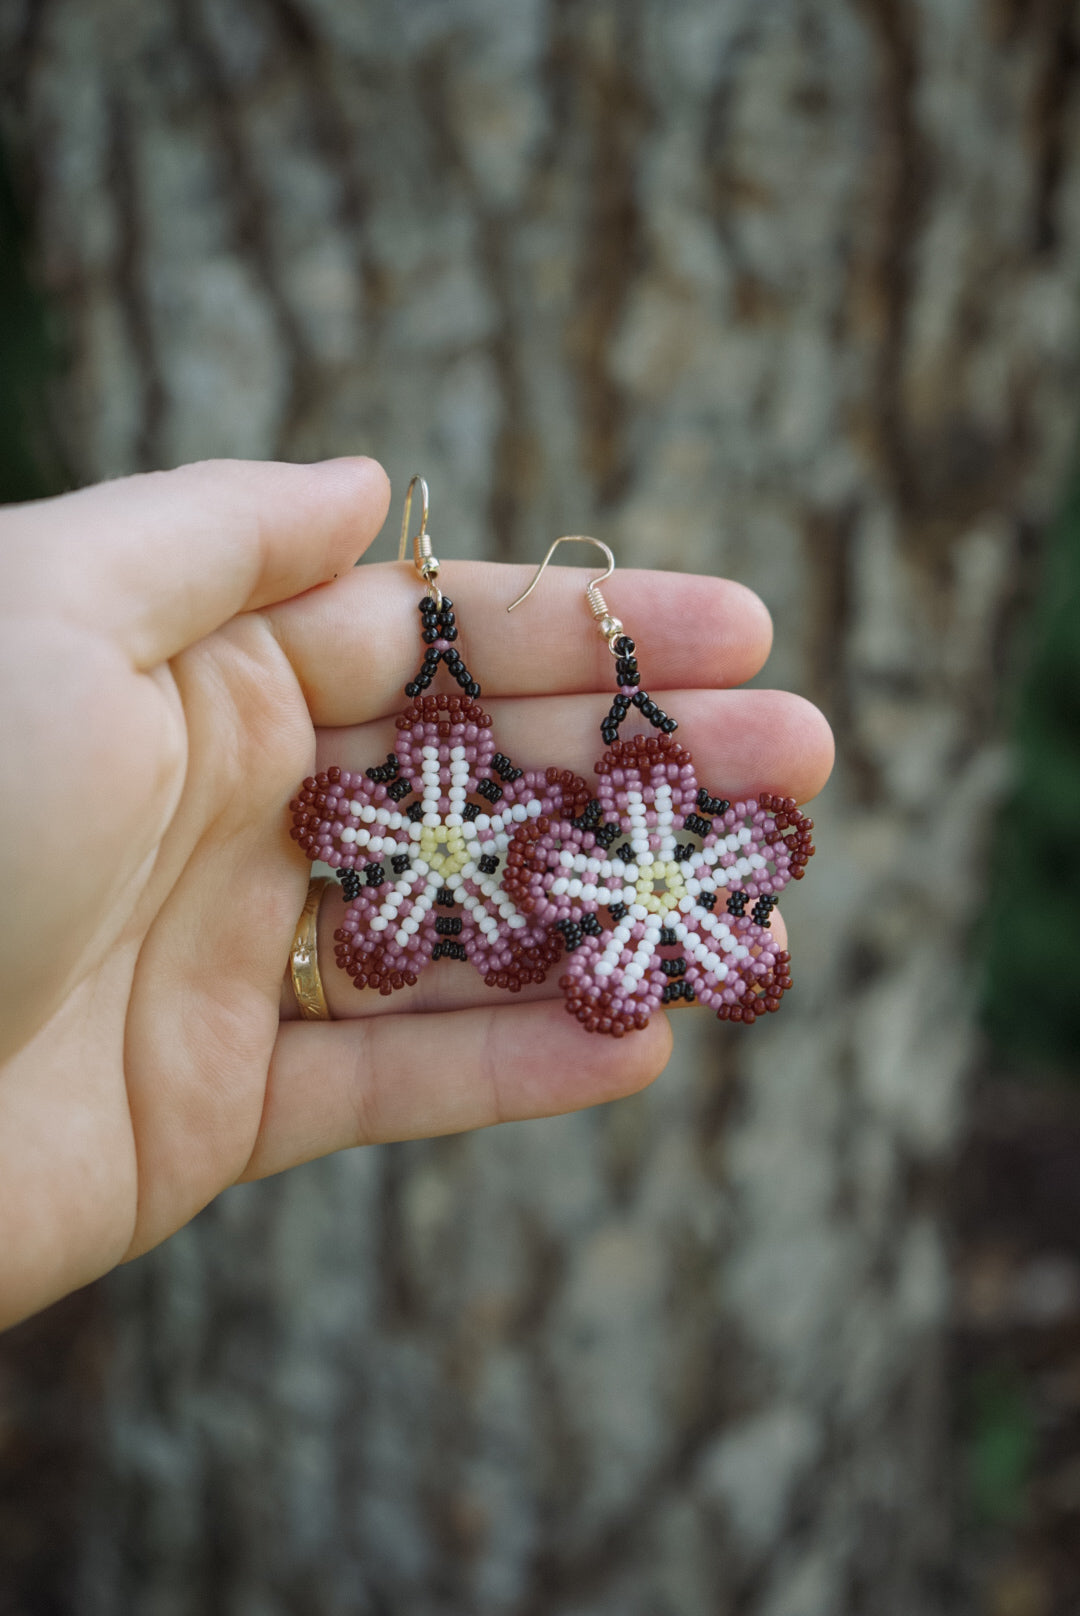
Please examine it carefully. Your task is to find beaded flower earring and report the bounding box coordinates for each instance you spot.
[288,479,595,997]
[501,539,815,1035]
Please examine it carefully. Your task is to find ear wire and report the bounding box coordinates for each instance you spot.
[507,535,624,651]
[398,474,441,605]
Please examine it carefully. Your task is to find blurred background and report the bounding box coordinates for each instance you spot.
[1,2,1080,1612]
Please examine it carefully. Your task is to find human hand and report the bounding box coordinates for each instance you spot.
[0,459,833,1326]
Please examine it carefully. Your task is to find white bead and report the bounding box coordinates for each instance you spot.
[370,917,388,931]
[340,827,357,843]
[422,813,440,828]
[445,813,463,827]
[581,884,597,902]
[527,800,541,816]
[552,877,569,896]
[409,823,423,841]
[630,903,648,921]
[348,800,364,816]
[413,860,430,876]
[594,961,614,977]
[511,804,527,821]
[450,745,466,760]
[678,896,694,913]
[395,929,409,946]
[361,806,377,823]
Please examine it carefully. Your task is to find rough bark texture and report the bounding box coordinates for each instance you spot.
[2,2,1080,1612]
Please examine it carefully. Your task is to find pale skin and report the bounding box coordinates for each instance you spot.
[0,457,834,1328]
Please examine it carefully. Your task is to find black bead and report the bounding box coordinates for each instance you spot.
[684,813,712,839]
[364,862,386,887]
[436,887,455,907]
[582,913,603,937]
[407,801,425,822]
[614,843,633,862]
[492,752,522,782]
[660,957,687,978]
[365,751,400,783]
[659,927,677,946]
[477,778,503,803]
[434,915,462,937]
[608,902,628,921]
[387,777,412,801]
[391,854,411,874]
[698,890,717,911]
[463,802,481,822]
[478,854,499,875]
[697,789,729,816]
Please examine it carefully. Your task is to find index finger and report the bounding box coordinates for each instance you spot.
[1,457,391,669]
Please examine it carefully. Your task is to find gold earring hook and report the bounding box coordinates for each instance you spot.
[398,474,441,605]
[507,535,624,651]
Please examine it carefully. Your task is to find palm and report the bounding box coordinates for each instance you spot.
[0,459,833,1326]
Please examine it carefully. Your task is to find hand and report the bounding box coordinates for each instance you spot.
[0,459,833,1326]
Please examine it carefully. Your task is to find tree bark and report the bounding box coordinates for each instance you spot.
[2,1,1080,1611]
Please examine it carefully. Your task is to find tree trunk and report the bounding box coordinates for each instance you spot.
[2,1,1080,1611]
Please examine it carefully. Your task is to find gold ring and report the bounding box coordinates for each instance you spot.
[290,876,333,1020]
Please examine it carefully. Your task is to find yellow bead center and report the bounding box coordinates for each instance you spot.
[419,823,469,879]
[634,859,687,914]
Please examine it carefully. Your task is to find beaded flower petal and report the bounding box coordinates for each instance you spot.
[289,595,593,996]
[502,636,814,1034]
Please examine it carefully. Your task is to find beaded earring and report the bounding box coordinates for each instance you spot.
[501,539,815,1035]
[288,479,596,997]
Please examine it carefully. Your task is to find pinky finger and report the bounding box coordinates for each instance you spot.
[241,1001,673,1180]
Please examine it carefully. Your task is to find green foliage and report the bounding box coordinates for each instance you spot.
[981,475,1080,1068]
[963,1364,1037,1528]
[0,142,67,504]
